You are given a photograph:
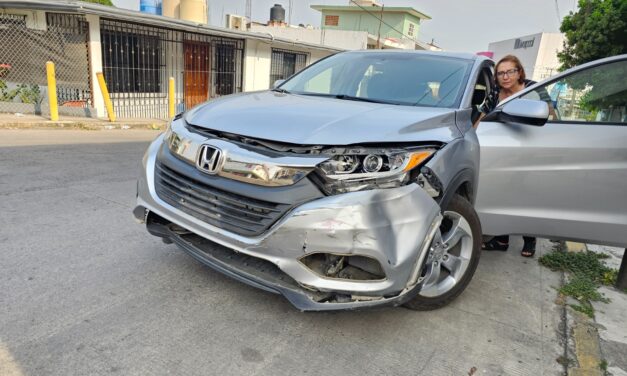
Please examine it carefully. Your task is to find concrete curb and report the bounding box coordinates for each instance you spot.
[0,121,166,131]
[564,241,604,376]
[569,311,604,376]
[565,241,587,253]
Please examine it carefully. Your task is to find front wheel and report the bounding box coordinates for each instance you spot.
[403,194,482,311]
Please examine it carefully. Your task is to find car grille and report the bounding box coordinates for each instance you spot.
[154,162,291,237]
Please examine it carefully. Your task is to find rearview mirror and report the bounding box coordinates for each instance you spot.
[484,98,549,126]
[272,79,285,89]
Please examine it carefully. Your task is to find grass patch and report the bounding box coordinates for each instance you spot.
[539,250,616,285]
[570,302,595,318]
[540,248,616,317]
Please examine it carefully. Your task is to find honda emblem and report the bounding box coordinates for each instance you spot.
[197,145,223,174]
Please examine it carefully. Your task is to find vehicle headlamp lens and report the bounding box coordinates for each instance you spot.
[315,148,436,194]
[363,154,383,173]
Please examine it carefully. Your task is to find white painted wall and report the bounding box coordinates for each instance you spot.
[488,32,565,82]
[4,8,47,30]
[250,25,367,50]
[243,39,336,91]
[85,14,106,118]
[243,39,273,91]
[489,32,542,80]
[535,33,565,80]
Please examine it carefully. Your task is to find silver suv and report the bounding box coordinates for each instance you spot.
[134,51,627,311]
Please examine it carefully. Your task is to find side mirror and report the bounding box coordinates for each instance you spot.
[483,98,549,126]
[272,79,285,89]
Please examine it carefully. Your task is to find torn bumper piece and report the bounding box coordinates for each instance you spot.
[135,134,443,310]
[143,215,430,311]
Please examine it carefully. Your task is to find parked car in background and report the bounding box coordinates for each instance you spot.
[134,51,627,311]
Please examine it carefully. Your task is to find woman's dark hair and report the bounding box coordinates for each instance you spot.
[495,55,526,84]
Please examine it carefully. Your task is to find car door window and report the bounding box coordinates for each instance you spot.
[521,60,627,124]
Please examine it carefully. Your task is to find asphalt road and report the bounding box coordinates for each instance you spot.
[0,130,565,376]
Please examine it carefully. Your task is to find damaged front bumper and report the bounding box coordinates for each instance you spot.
[135,134,443,311]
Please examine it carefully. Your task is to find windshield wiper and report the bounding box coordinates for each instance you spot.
[272,88,290,94]
[334,94,399,105]
[297,92,399,105]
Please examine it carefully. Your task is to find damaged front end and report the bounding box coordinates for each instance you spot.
[134,119,449,310]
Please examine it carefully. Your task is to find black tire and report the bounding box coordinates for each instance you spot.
[403,194,482,311]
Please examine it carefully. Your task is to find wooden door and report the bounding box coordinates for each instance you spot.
[184,41,210,109]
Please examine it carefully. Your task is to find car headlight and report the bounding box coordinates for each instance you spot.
[315,148,436,194]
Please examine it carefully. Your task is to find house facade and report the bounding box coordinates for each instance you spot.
[0,0,339,119]
[310,0,431,50]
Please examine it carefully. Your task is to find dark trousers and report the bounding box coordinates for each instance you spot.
[494,235,536,249]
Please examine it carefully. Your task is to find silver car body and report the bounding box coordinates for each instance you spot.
[135,51,626,310]
[135,51,486,310]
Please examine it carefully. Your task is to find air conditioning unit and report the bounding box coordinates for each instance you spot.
[225,14,247,30]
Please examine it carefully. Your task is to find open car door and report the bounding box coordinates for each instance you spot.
[475,55,627,247]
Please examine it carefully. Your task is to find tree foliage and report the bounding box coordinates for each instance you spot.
[81,0,114,6]
[558,0,627,71]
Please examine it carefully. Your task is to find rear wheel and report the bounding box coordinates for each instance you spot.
[403,194,482,311]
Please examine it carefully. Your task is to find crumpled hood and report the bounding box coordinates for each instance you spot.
[185,91,461,145]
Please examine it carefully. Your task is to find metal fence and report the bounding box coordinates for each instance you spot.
[270,48,308,87]
[0,13,92,116]
[100,18,244,119]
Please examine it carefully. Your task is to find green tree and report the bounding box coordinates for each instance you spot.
[81,0,114,6]
[558,0,627,70]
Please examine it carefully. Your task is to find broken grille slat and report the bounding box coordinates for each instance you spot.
[156,163,281,213]
[155,162,290,236]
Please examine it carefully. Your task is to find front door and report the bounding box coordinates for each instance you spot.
[475,56,627,247]
[184,40,210,109]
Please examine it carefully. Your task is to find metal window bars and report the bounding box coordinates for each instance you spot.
[100,19,244,119]
[270,49,308,88]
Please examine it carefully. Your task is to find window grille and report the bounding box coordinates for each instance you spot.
[270,49,308,87]
[100,18,244,119]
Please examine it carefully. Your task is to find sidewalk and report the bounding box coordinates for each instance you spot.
[0,113,167,131]
[588,246,627,376]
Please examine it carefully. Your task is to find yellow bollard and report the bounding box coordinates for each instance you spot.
[96,72,116,122]
[46,61,59,121]
[168,77,175,118]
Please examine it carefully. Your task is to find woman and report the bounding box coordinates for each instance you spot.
[478,54,540,257]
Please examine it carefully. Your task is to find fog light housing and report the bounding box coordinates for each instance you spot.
[299,253,386,281]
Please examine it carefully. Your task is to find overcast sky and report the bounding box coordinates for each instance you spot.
[112,0,577,52]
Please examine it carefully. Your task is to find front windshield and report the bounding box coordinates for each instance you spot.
[279,52,473,108]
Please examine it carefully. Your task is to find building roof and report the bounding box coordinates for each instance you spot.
[311,5,431,21]
[0,0,343,53]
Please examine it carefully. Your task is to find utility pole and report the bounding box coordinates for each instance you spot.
[376,4,384,49]
[288,0,293,25]
[245,0,252,24]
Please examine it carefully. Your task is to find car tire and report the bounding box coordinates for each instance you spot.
[403,194,482,311]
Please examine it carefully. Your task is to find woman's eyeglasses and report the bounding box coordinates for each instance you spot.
[496,69,519,78]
